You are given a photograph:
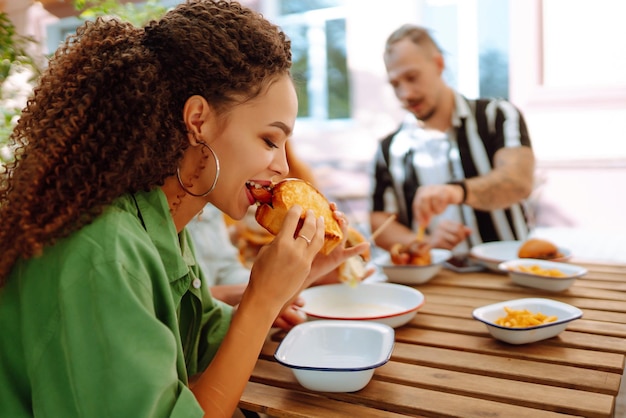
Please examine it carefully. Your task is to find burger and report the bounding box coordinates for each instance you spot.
[247,178,343,255]
[517,238,562,260]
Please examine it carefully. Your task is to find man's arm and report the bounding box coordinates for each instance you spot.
[464,145,535,210]
[370,211,415,251]
[412,145,535,226]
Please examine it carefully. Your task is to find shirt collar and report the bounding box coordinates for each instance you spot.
[130,189,190,282]
[451,90,468,129]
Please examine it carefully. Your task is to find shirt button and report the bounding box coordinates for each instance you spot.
[192,278,201,289]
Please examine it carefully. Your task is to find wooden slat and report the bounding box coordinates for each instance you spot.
[421,280,626,305]
[247,360,586,418]
[555,331,626,355]
[389,343,621,394]
[420,299,626,332]
[240,381,410,418]
[574,309,626,324]
[575,279,626,292]
[571,262,626,273]
[570,318,626,338]
[375,361,614,417]
[409,311,626,352]
[394,328,625,373]
[422,291,626,316]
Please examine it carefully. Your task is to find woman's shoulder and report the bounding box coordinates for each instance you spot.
[37,200,157,277]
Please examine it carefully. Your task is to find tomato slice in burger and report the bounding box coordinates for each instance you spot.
[247,182,273,205]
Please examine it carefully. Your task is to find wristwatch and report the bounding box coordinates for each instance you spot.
[447,180,467,204]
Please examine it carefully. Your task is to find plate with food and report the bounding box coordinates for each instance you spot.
[469,239,571,272]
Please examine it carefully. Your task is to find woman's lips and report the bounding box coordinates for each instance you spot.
[246,180,273,205]
[245,187,256,205]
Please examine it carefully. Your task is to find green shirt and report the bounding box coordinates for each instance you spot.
[0,189,232,417]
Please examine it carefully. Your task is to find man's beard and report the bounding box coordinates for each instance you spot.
[416,107,435,122]
[407,100,435,122]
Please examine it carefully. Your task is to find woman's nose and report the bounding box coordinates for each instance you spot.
[272,152,289,178]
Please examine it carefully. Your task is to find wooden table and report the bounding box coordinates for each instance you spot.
[239,261,626,417]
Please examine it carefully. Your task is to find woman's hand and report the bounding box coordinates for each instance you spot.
[305,205,370,286]
[272,297,306,331]
[244,205,324,312]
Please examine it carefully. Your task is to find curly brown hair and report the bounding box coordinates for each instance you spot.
[0,0,292,285]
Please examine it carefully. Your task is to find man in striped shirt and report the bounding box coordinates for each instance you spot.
[370,24,535,255]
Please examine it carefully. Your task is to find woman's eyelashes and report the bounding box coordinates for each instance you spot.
[263,138,278,149]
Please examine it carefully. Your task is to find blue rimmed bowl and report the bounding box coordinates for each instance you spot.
[274,320,394,392]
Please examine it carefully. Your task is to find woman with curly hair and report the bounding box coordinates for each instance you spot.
[0,1,368,417]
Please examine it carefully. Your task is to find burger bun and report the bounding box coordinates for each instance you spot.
[518,238,562,260]
[253,178,343,255]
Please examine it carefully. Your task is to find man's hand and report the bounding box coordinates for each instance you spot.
[427,219,472,250]
[411,146,534,227]
[412,183,464,227]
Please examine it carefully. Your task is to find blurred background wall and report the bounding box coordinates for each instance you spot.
[3,0,625,233]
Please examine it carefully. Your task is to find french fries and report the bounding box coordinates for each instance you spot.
[511,264,567,277]
[495,307,558,328]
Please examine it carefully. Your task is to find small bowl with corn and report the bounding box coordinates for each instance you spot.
[472,297,583,344]
[498,258,587,292]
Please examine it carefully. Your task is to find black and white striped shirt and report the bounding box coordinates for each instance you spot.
[371,91,533,250]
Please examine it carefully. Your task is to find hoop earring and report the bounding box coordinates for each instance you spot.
[176,142,220,197]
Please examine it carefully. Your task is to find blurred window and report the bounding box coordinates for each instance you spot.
[46,1,351,122]
[266,0,350,120]
[423,0,510,99]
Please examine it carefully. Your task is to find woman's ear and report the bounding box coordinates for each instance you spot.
[183,95,211,145]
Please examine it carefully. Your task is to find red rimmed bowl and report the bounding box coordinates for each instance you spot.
[300,282,425,328]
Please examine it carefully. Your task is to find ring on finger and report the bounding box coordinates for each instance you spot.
[297,233,312,245]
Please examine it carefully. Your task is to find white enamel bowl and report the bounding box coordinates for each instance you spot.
[470,241,572,272]
[299,282,425,328]
[472,298,582,345]
[378,249,452,285]
[498,258,587,292]
[274,320,394,392]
